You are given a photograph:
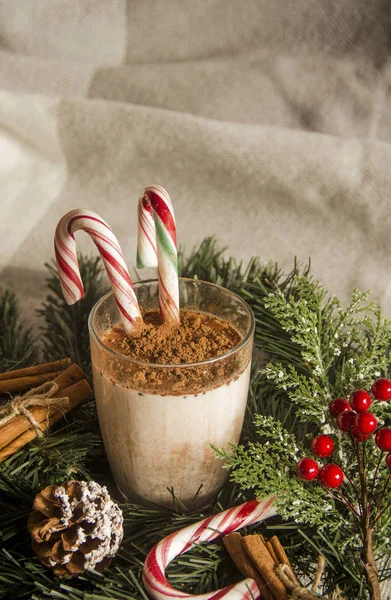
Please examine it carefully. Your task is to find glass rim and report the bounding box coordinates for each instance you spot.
[88,277,255,369]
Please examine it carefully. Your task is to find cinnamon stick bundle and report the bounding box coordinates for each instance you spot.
[0,364,89,449]
[242,535,289,599]
[223,533,274,600]
[223,532,296,600]
[224,532,335,600]
[0,362,92,461]
[0,358,72,395]
[0,380,91,461]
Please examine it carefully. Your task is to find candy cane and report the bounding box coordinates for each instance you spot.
[143,498,276,600]
[137,185,180,326]
[55,209,142,335]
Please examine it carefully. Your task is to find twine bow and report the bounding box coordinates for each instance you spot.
[276,556,345,600]
[0,382,67,437]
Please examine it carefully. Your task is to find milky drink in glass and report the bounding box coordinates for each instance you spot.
[89,278,254,509]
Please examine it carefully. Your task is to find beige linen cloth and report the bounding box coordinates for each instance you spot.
[0,0,391,332]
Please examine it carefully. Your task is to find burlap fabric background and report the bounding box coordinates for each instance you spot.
[0,1,390,325]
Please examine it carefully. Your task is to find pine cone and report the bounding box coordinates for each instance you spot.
[28,480,123,577]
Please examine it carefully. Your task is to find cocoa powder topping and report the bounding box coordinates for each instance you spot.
[94,309,249,396]
[103,309,241,365]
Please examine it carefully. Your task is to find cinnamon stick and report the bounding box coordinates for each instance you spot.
[0,379,92,461]
[242,534,289,600]
[265,541,280,566]
[0,364,88,450]
[0,358,72,395]
[269,536,298,584]
[0,372,58,396]
[223,533,275,600]
[0,358,71,381]
[48,364,87,393]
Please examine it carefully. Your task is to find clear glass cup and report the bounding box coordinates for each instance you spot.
[88,278,254,509]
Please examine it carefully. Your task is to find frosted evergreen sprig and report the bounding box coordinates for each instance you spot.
[225,275,391,599]
[263,363,330,424]
[261,279,391,423]
[218,415,349,533]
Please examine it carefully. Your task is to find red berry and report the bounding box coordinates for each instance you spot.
[319,464,344,488]
[337,410,356,432]
[375,427,391,452]
[296,458,319,481]
[311,435,334,457]
[329,398,351,417]
[354,412,377,434]
[371,378,391,401]
[386,452,391,470]
[349,390,371,412]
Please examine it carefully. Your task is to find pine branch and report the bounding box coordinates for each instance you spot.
[0,548,51,600]
[0,430,105,599]
[179,237,311,373]
[178,236,286,293]
[2,240,388,600]
[37,255,108,377]
[0,288,39,373]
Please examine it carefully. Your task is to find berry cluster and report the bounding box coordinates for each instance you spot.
[296,377,391,488]
[296,435,343,488]
[331,379,391,463]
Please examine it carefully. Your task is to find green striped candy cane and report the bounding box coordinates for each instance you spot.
[137,185,180,326]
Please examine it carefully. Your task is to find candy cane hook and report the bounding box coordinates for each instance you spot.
[137,185,180,326]
[143,498,276,600]
[55,209,142,335]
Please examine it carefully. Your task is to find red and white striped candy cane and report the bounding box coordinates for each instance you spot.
[137,185,180,326]
[55,209,142,335]
[143,498,276,600]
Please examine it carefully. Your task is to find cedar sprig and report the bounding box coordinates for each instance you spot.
[216,415,352,534]
[222,275,391,598]
[261,281,391,425]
